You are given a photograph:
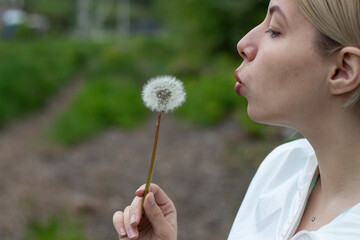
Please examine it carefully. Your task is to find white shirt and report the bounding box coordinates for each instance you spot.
[228,139,360,240]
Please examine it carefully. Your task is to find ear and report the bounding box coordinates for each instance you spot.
[329,47,360,95]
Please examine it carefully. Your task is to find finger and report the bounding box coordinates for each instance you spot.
[143,192,172,236]
[124,206,138,239]
[135,184,146,197]
[129,196,142,227]
[113,211,127,238]
[136,184,171,207]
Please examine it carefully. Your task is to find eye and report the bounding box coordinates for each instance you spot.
[265,28,281,38]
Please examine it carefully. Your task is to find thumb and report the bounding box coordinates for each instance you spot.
[143,192,171,234]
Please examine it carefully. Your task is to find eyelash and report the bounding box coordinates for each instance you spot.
[265,28,281,38]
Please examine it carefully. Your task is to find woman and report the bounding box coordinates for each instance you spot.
[113,0,360,239]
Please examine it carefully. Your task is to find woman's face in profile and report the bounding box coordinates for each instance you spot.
[235,0,333,129]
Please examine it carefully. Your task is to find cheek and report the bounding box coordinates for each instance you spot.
[257,47,318,94]
[245,50,325,125]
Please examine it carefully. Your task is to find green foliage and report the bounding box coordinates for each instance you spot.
[24,0,76,30]
[0,38,80,127]
[49,76,148,145]
[14,24,38,39]
[24,217,85,240]
[87,40,144,80]
[87,36,195,81]
[0,0,274,143]
[49,34,211,145]
[176,56,240,126]
[152,0,268,54]
[23,0,272,145]
[48,37,270,144]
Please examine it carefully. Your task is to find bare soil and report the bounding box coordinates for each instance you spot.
[0,79,284,240]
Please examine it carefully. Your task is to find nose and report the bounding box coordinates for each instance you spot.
[237,27,259,62]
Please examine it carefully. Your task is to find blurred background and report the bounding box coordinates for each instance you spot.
[0,0,299,239]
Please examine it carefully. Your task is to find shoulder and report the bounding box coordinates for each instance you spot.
[255,138,315,181]
[228,139,316,239]
[263,138,314,165]
[237,138,316,211]
[236,137,315,204]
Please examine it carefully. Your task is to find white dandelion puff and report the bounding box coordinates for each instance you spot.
[142,75,186,113]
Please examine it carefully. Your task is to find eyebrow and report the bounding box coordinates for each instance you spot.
[269,5,287,23]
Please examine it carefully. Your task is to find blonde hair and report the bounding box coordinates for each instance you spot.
[295,0,360,108]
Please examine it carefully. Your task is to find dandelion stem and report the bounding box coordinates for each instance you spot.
[143,112,162,209]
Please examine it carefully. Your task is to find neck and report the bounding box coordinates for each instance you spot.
[299,107,360,203]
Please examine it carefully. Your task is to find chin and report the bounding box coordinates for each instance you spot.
[247,105,284,127]
[247,105,267,124]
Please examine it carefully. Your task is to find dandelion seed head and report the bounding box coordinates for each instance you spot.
[142,75,186,113]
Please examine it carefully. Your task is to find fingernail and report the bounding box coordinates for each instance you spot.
[149,194,155,206]
[119,227,126,236]
[130,214,136,224]
[129,228,136,238]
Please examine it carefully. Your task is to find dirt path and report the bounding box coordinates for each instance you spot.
[0,77,282,240]
[0,77,84,239]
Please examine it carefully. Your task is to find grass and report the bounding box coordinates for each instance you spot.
[48,76,148,145]
[177,74,238,126]
[48,35,208,145]
[0,38,81,126]
[24,217,85,240]
[47,37,274,144]
[0,35,274,144]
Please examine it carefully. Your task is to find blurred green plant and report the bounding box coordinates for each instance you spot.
[48,37,273,144]
[48,34,208,145]
[24,217,85,240]
[86,36,202,82]
[152,0,268,55]
[176,56,240,126]
[0,38,81,127]
[24,0,76,31]
[48,76,147,145]
[0,0,273,145]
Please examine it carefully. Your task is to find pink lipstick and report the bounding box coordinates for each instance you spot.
[234,69,242,96]
[235,82,242,96]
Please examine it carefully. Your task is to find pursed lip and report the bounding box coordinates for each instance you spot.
[234,68,244,96]
[234,68,243,84]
